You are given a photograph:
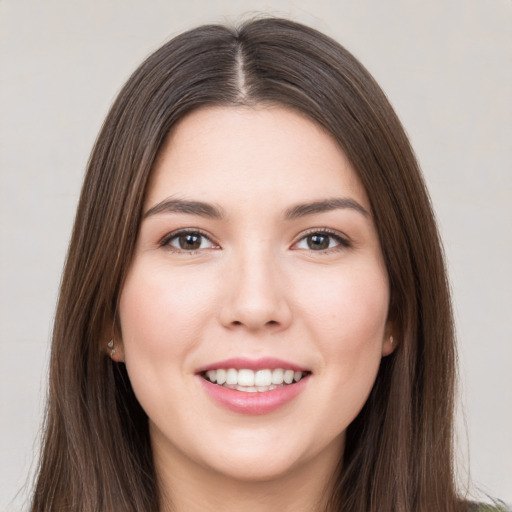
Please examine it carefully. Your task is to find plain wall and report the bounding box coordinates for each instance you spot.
[1,0,511,510]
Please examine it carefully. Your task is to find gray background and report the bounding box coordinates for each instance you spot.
[1,1,511,510]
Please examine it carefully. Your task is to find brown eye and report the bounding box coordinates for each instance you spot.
[178,233,202,250]
[164,231,216,252]
[293,230,350,252]
[307,234,330,250]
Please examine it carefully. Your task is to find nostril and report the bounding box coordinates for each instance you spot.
[230,319,279,328]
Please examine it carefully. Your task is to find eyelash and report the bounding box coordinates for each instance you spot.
[159,228,350,254]
[159,229,218,254]
[292,228,351,253]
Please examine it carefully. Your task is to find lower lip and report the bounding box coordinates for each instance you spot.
[198,375,309,415]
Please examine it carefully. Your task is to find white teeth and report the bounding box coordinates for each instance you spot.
[237,369,255,386]
[226,368,238,385]
[227,384,280,393]
[271,368,284,385]
[216,369,226,384]
[204,368,307,389]
[254,369,272,387]
[283,370,294,384]
[236,385,258,392]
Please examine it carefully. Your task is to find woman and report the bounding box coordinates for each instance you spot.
[29,17,502,512]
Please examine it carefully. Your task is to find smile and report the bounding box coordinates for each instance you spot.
[197,358,311,414]
[202,368,308,393]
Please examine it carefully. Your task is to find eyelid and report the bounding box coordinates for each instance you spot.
[157,227,350,253]
[291,228,351,252]
[159,228,220,252]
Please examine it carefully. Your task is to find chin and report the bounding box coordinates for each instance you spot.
[208,455,305,484]
[199,432,342,485]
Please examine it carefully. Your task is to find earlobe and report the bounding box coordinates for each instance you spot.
[102,315,125,363]
[106,338,125,363]
[382,334,396,357]
[104,318,126,363]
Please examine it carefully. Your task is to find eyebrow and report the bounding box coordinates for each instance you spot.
[143,196,368,221]
[144,198,224,219]
[284,197,369,219]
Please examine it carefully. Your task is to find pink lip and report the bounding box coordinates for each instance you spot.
[198,374,310,415]
[196,357,309,373]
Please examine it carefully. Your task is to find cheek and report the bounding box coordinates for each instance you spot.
[117,262,218,423]
[299,263,389,344]
[119,262,215,357]
[297,262,389,391]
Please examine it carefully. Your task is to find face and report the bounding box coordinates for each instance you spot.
[118,106,393,485]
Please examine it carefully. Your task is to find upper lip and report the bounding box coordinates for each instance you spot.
[196,357,310,374]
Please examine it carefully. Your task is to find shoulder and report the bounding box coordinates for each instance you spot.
[470,501,512,512]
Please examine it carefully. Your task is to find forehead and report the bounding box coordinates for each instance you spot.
[146,105,369,212]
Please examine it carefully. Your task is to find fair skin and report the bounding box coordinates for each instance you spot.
[116,105,393,512]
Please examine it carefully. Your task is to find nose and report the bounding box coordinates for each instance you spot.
[218,249,292,332]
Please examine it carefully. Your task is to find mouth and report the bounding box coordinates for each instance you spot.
[196,358,311,414]
[200,368,311,393]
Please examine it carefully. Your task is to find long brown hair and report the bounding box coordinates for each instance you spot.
[31,17,463,512]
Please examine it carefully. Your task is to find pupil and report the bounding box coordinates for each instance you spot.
[180,233,201,250]
[308,234,329,250]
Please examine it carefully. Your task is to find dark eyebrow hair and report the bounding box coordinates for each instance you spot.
[144,197,368,221]
[284,197,369,219]
[144,198,224,219]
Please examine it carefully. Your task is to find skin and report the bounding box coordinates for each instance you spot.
[116,105,394,512]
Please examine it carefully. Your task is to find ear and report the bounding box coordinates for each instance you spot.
[381,321,397,357]
[103,320,125,363]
